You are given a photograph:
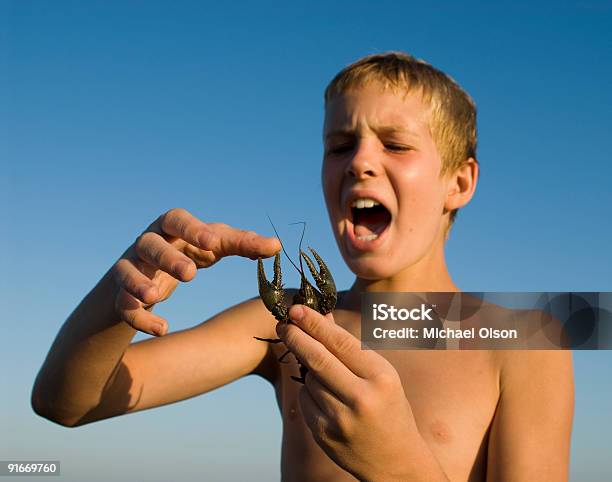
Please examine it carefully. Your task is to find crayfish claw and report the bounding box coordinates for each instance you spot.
[300,247,337,314]
[257,254,289,323]
[257,254,281,293]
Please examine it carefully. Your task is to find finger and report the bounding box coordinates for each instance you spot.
[151,209,281,260]
[298,384,332,444]
[289,305,384,379]
[304,372,346,419]
[115,288,167,337]
[152,208,219,251]
[113,258,159,305]
[277,322,358,404]
[134,231,196,281]
[207,223,281,260]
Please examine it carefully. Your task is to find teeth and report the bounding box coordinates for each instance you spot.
[357,234,379,241]
[351,198,380,209]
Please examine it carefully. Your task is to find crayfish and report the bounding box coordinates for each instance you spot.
[255,223,337,383]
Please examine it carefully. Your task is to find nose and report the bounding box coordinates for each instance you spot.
[345,140,381,180]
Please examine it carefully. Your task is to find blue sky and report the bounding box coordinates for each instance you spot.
[2,1,611,480]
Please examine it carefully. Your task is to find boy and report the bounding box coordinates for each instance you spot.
[32,52,574,481]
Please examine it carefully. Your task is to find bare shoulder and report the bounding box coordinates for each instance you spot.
[494,349,574,404]
[496,348,573,375]
[490,306,573,385]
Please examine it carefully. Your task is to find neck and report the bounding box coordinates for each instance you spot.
[342,242,459,309]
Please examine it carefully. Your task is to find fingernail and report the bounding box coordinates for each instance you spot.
[177,262,192,277]
[141,285,157,301]
[151,323,163,336]
[276,323,287,337]
[290,305,304,321]
[198,231,213,248]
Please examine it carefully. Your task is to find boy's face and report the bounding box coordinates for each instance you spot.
[322,82,451,280]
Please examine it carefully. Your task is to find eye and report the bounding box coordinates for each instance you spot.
[326,144,354,155]
[384,143,411,152]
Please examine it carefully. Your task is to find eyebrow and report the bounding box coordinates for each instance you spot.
[324,125,418,141]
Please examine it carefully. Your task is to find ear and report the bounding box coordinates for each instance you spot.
[444,158,479,211]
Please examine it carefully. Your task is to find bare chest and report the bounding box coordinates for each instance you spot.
[272,315,500,481]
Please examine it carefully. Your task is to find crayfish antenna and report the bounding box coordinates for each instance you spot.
[289,221,308,282]
[267,215,302,276]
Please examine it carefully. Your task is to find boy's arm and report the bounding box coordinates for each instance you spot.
[487,350,574,481]
[72,295,279,427]
[31,209,281,427]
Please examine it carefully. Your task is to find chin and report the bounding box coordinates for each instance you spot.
[341,251,408,281]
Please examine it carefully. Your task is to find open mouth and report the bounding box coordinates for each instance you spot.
[350,198,392,242]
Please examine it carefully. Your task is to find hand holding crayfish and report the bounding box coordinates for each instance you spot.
[276,305,446,482]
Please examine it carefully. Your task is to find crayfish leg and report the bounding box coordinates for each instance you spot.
[253,336,283,344]
[278,349,292,364]
[290,364,309,384]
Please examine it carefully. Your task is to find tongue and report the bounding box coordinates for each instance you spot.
[354,210,389,237]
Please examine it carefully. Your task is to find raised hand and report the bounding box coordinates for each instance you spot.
[112,208,280,337]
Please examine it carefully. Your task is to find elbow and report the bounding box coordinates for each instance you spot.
[30,385,82,428]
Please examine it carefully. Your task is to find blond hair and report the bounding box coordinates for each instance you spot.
[324,52,477,226]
